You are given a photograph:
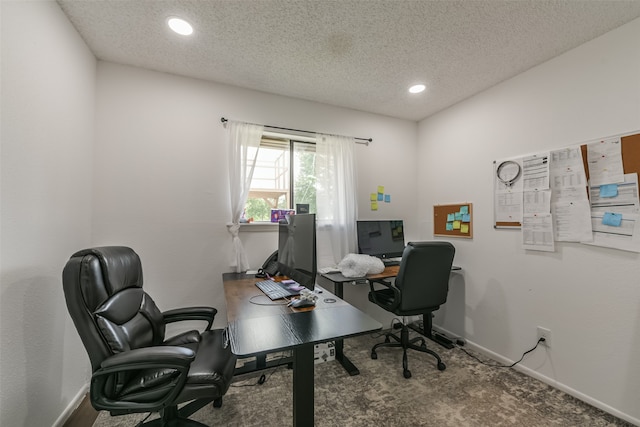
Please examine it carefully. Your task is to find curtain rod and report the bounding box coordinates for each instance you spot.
[220,117,371,145]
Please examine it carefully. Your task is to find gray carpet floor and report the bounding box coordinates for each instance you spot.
[93,332,632,426]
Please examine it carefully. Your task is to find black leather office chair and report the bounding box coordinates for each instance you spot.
[368,241,455,378]
[62,246,237,426]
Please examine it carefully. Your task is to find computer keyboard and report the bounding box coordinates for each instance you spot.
[256,280,298,300]
[382,259,401,266]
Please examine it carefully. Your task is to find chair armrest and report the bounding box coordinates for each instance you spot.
[369,278,393,288]
[99,346,195,371]
[368,279,401,311]
[162,306,217,331]
[91,346,195,413]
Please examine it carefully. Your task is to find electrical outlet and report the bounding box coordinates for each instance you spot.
[537,326,551,348]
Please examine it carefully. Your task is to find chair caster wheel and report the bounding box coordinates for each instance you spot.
[437,362,446,371]
[403,369,412,379]
[213,397,223,408]
[371,351,377,360]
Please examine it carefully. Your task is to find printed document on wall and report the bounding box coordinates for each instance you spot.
[551,186,589,203]
[495,191,523,223]
[584,173,640,252]
[522,213,555,252]
[550,146,587,189]
[552,200,593,242]
[522,153,549,191]
[585,212,640,253]
[589,173,640,214]
[523,189,551,214]
[586,137,624,186]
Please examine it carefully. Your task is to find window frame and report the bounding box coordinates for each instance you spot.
[243,132,317,223]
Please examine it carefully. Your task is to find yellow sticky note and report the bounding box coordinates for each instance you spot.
[370,193,377,201]
[371,202,378,211]
[453,220,461,230]
[377,186,385,194]
[461,224,469,234]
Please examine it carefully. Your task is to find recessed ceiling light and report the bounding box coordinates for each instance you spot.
[167,17,193,36]
[409,84,426,94]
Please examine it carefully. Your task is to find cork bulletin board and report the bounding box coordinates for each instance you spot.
[434,203,473,238]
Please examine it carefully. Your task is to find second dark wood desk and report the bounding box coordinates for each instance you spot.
[222,273,382,427]
[318,264,462,290]
[317,265,462,349]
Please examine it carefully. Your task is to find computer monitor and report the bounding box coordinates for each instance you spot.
[277,213,317,290]
[356,220,406,259]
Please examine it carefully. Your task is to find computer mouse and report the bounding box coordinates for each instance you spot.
[289,298,315,308]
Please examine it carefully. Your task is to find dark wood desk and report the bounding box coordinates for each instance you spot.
[317,265,462,349]
[222,273,382,427]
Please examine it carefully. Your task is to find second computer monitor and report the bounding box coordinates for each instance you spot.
[277,213,317,290]
[356,220,405,260]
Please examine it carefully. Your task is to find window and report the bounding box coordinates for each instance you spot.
[243,135,316,222]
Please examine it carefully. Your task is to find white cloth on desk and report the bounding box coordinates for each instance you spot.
[338,254,385,278]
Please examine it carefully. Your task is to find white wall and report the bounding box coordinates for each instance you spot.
[4,1,637,424]
[418,18,640,424]
[0,1,96,426]
[93,61,418,326]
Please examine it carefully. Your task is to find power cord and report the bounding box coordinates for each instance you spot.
[369,317,546,369]
[249,295,290,306]
[458,337,546,368]
[370,317,404,339]
[231,370,274,387]
[231,352,289,387]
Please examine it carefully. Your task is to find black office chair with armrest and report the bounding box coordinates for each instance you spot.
[368,241,455,378]
[62,246,237,426]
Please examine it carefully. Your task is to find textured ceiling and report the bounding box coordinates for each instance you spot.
[57,0,640,121]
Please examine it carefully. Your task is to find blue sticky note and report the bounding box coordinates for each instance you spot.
[384,194,391,203]
[600,184,618,198]
[446,222,454,231]
[377,193,383,201]
[460,206,469,214]
[462,214,471,222]
[447,213,455,222]
[602,212,622,227]
[454,212,463,220]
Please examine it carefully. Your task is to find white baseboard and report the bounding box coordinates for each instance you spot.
[433,326,639,426]
[52,384,89,427]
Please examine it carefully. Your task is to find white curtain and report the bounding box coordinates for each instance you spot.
[315,133,358,265]
[227,121,264,272]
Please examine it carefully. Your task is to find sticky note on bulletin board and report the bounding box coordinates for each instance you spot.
[434,203,473,238]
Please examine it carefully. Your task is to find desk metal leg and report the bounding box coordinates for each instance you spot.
[333,281,344,299]
[407,313,455,349]
[335,340,359,376]
[293,344,314,427]
[331,281,360,376]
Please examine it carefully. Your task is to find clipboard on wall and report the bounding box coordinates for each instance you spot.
[492,131,640,231]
